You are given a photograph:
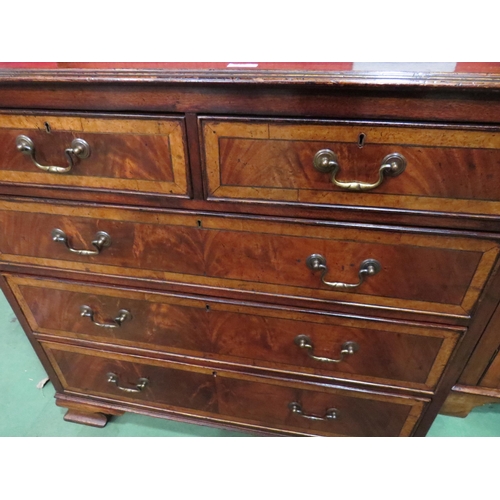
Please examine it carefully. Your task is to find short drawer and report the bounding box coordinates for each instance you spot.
[0,199,497,320]
[42,342,427,436]
[0,113,189,199]
[7,275,461,391]
[201,117,500,217]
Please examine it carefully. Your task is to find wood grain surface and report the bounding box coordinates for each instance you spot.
[7,275,461,391]
[0,200,496,319]
[42,341,427,436]
[2,68,500,436]
[0,113,189,197]
[1,81,500,126]
[203,119,500,216]
[439,388,500,418]
[45,343,218,414]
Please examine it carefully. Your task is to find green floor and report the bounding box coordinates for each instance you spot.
[1,290,499,437]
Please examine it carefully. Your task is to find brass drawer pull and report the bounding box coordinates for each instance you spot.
[80,305,131,328]
[16,134,90,174]
[107,373,148,393]
[306,253,381,290]
[52,228,111,256]
[294,335,359,363]
[288,402,339,421]
[313,149,406,191]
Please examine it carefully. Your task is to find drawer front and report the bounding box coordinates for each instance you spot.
[0,113,189,197]
[201,118,500,216]
[42,342,427,436]
[44,342,218,413]
[215,375,426,437]
[8,275,461,391]
[0,200,497,318]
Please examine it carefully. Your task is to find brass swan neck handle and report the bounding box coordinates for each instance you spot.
[306,253,381,290]
[313,149,406,192]
[16,134,90,174]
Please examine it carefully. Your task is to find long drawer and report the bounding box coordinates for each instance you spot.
[201,117,500,217]
[0,200,497,320]
[0,113,189,199]
[41,342,427,436]
[7,275,461,391]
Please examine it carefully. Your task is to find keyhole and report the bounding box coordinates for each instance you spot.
[358,133,366,148]
[44,122,51,134]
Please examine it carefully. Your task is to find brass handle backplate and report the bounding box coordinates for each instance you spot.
[16,134,90,174]
[306,253,381,290]
[294,335,359,363]
[288,402,339,421]
[80,305,132,328]
[107,373,148,393]
[52,228,111,256]
[313,149,406,191]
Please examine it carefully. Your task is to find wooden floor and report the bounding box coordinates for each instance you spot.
[1,290,499,437]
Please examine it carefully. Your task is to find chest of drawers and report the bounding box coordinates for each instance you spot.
[1,65,500,436]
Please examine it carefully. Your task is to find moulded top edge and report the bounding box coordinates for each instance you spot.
[1,68,500,91]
